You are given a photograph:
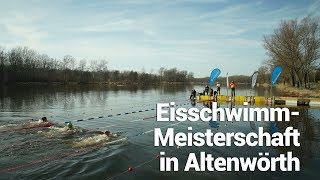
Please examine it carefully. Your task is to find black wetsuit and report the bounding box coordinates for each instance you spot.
[190,90,196,99]
[205,86,209,95]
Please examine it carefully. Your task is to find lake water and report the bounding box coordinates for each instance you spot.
[0,84,319,180]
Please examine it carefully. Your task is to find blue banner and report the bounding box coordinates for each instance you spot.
[209,68,221,87]
[271,66,283,87]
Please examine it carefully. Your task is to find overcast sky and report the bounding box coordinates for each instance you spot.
[0,0,319,77]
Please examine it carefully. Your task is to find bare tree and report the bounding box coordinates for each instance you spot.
[0,47,7,84]
[78,59,87,71]
[62,55,76,82]
[98,59,108,72]
[0,46,194,84]
[299,17,320,87]
[263,16,320,88]
[159,67,164,82]
[98,59,108,82]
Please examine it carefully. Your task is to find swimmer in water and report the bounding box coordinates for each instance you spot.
[37,121,81,137]
[103,130,110,136]
[72,130,116,147]
[100,130,118,138]
[92,130,118,138]
[38,117,48,123]
[62,121,80,134]
[66,122,74,130]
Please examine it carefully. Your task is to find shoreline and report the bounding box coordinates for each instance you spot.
[275,84,320,98]
[1,81,194,86]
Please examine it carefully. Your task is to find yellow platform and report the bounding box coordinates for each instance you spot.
[196,95,267,105]
[196,95,320,107]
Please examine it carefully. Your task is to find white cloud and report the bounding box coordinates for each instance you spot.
[0,0,317,77]
[77,19,136,32]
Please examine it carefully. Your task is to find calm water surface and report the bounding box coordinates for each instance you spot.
[0,84,319,180]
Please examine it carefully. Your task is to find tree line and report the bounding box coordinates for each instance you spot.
[259,16,320,88]
[0,46,194,85]
[194,75,251,85]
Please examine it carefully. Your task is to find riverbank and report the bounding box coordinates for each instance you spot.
[1,81,193,86]
[275,84,320,98]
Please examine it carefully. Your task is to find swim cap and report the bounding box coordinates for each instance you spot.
[104,130,110,136]
[67,122,73,129]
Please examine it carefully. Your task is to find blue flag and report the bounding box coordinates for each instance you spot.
[271,66,283,87]
[209,68,221,87]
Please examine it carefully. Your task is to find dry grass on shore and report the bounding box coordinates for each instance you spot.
[275,84,320,98]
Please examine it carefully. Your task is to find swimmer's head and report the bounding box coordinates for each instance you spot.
[67,122,73,129]
[41,117,48,122]
[104,130,110,136]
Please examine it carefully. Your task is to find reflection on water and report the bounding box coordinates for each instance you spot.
[0,84,194,116]
[272,107,320,162]
[0,84,276,112]
[0,84,319,180]
[209,121,220,129]
[202,98,320,173]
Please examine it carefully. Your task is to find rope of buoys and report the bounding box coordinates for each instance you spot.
[0,101,190,132]
[0,101,193,174]
[0,114,158,148]
[0,101,190,134]
[62,102,190,124]
[1,112,158,148]
[64,97,188,112]
[0,101,192,153]
[0,118,184,173]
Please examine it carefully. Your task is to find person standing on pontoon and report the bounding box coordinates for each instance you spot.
[230,81,236,97]
[216,82,221,95]
[204,85,209,95]
[190,89,196,99]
